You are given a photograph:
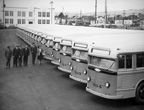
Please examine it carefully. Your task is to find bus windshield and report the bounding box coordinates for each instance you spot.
[60,46,71,53]
[73,50,88,59]
[89,56,114,69]
[49,40,53,46]
[54,43,60,49]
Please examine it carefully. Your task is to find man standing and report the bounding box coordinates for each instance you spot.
[13,45,20,67]
[5,46,12,68]
[23,45,30,66]
[31,43,37,65]
[18,45,23,67]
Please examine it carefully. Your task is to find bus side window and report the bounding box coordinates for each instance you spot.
[118,54,132,69]
[126,55,132,68]
[137,53,144,67]
[118,55,125,68]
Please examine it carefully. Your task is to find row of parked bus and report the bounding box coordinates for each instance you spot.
[16,24,144,104]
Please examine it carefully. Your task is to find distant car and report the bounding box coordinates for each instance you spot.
[0,23,5,29]
[7,25,16,29]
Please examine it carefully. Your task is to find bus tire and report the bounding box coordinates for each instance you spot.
[135,81,144,104]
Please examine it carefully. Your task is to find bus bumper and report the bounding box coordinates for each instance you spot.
[43,56,53,61]
[58,66,71,73]
[69,75,87,83]
[51,61,60,65]
[86,87,123,99]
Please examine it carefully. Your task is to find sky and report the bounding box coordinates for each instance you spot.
[0,0,144,13]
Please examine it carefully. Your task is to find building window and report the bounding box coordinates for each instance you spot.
[5,11,9,16]
[137,53,144,68]
[38,12,41,17]
[5,19,9,24]
[17,19,21,24]
[42,12,46,17]
[10,11,13,16]
[38,19,41,24]
[47,12,50,17]
[29,12,33,17]
[22,19,26,24]
[10,19,13,24]
[18,11,21,16]
[47,20,50,24]
[22,11,26,17]
[42,19,45,24]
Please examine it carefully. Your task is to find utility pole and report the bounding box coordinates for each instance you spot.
[50,1,53,24]
[105,0,107,27]
[95,0,97,24]
[122,10,125,25]
[3,0,5,27]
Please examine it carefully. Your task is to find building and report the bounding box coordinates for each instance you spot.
[0,7,55,27]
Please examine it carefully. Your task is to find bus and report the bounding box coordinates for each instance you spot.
[51,36,62,65]
[58,36,74,73]
[69,30,144,84]
[58,33,98,73]
[86,33,144,104]
[43,35,54,60]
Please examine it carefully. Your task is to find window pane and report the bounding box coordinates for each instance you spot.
[74,50,80,57]
[38,19,41,24]
[126,55,132,68]
[29,12,33,17]
[10,19,13,24]
[22,19,25,24]
[17,19,21,24]
[80,51,88,59]
[5,19,9,24]
[22,11,26,17]
[18,11,21,16]
[90,56,114,69]
[42,20,45,24]
[137,53,144,67]
[47,20,50,24]
[42,12,45,17]
[38,12,41,17]
[47,12,50,17]
[118,55,125,68]
[5,11,9,16]
[10,11,13,16]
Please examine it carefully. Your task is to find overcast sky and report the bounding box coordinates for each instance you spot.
[1,0,144,13]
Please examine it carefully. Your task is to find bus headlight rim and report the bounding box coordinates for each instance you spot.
[83,70,87,74]
[105,82,110,88]
[68,62,71,66]
[87,77,91,82]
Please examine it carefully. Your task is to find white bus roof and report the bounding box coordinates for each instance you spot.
[88,33,144,58]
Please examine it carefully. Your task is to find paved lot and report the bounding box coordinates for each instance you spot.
[0,29,144,110]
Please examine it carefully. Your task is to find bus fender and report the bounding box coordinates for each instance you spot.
[135,78,144,96]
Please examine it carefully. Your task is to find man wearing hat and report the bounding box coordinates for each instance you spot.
[31,43,37,64]
[23,45,30,66]
[5,46,12,68]
[13,45,20,67]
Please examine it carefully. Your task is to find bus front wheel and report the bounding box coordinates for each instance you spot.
[135,81,144,104]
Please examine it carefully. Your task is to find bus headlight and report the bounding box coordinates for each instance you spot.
[105,82,110,88]
[68,62,71,66]
[70,66,73,70]
[83,70,87,74]
[87,77,91,82]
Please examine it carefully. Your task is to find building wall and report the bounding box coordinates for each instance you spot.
[0,7,54,27]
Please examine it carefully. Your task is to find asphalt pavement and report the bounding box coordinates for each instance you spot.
[0,29,143,110]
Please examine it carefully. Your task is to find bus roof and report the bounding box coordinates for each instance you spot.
[88,33,144,58]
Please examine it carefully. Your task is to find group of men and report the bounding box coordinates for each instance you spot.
[5,43,38,69]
